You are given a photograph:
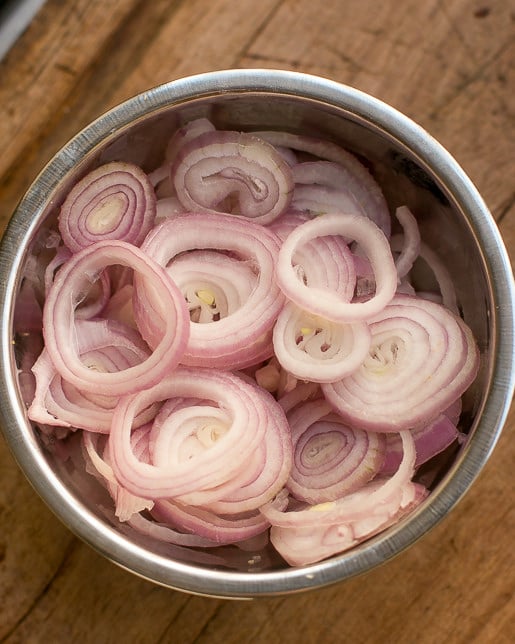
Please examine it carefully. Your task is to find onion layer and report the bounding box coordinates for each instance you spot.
[42,240,189,396]
[277,213,397,323]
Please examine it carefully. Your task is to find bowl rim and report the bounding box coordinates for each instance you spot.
[1,68,514,597]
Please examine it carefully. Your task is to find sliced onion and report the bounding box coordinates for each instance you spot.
[136,212,284,369]
[380,398,464,474]
[273,301,371,382]
[286,399,386,504]
[83,430,154,521]
[185,376,292,514]
[262,430,423,566]
[44,245,72,296]
[83,430,222,548]
[108,368,293,503]
[271,211,357,300]
[165,117,217,164]
[322,294,480,431]
[392,205,421,280]
[292,161,371,220]
[43,240,189,395]
[171,131,294,224]
[126,512,223,549]
[418,241,460,315]
[277,213,397,322]
[58,161,156,252]
[151,500,271,545]
[149,120,216,205]
[29,319,156,432]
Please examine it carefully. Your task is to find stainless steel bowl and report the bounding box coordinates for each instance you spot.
[1,69,513,598]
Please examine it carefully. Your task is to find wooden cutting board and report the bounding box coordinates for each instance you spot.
[0,1,513,642]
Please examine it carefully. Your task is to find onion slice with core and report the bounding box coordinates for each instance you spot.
[108,367,293,502]
[137,212,284,369]
[58,162,156,252]
[273,302,371,382]
[286,399,386,503]
[322,294,480,431]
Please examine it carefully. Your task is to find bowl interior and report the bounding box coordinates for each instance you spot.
[1,76,506,595]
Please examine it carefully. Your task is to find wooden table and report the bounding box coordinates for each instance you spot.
[0,1,513,641]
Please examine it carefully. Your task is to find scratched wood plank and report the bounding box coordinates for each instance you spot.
[0,0,513,642]
[0,0,144,217]
[239,0,515,219]
[0,0,283,230]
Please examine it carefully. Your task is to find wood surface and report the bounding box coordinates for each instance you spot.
[0,0,513,642]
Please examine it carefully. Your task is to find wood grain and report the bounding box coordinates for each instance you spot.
[0,0,513,642]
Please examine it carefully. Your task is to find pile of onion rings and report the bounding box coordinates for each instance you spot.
[22,119,479,566]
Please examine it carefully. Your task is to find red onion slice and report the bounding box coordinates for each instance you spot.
[165,117,217,163]
[137,212,284,369]
[271,211,357,300]
[322,294,480,431]
[292,161,371,219]
[83,431,226,549]
[418,241,460,315]
[29,319,157,432]
[58,161,156,252]
[43,240,189,396]
[380,412,461,475]
[171,131,294,224]
[186,376,293,514]
[286,399,386,504]
[262,430,423,565]
[380,398,463,474]
[108,368,293,502]
[277,213,397,322]
[273,302,371,382]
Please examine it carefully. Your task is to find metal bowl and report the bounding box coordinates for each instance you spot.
[0,69,513,598]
